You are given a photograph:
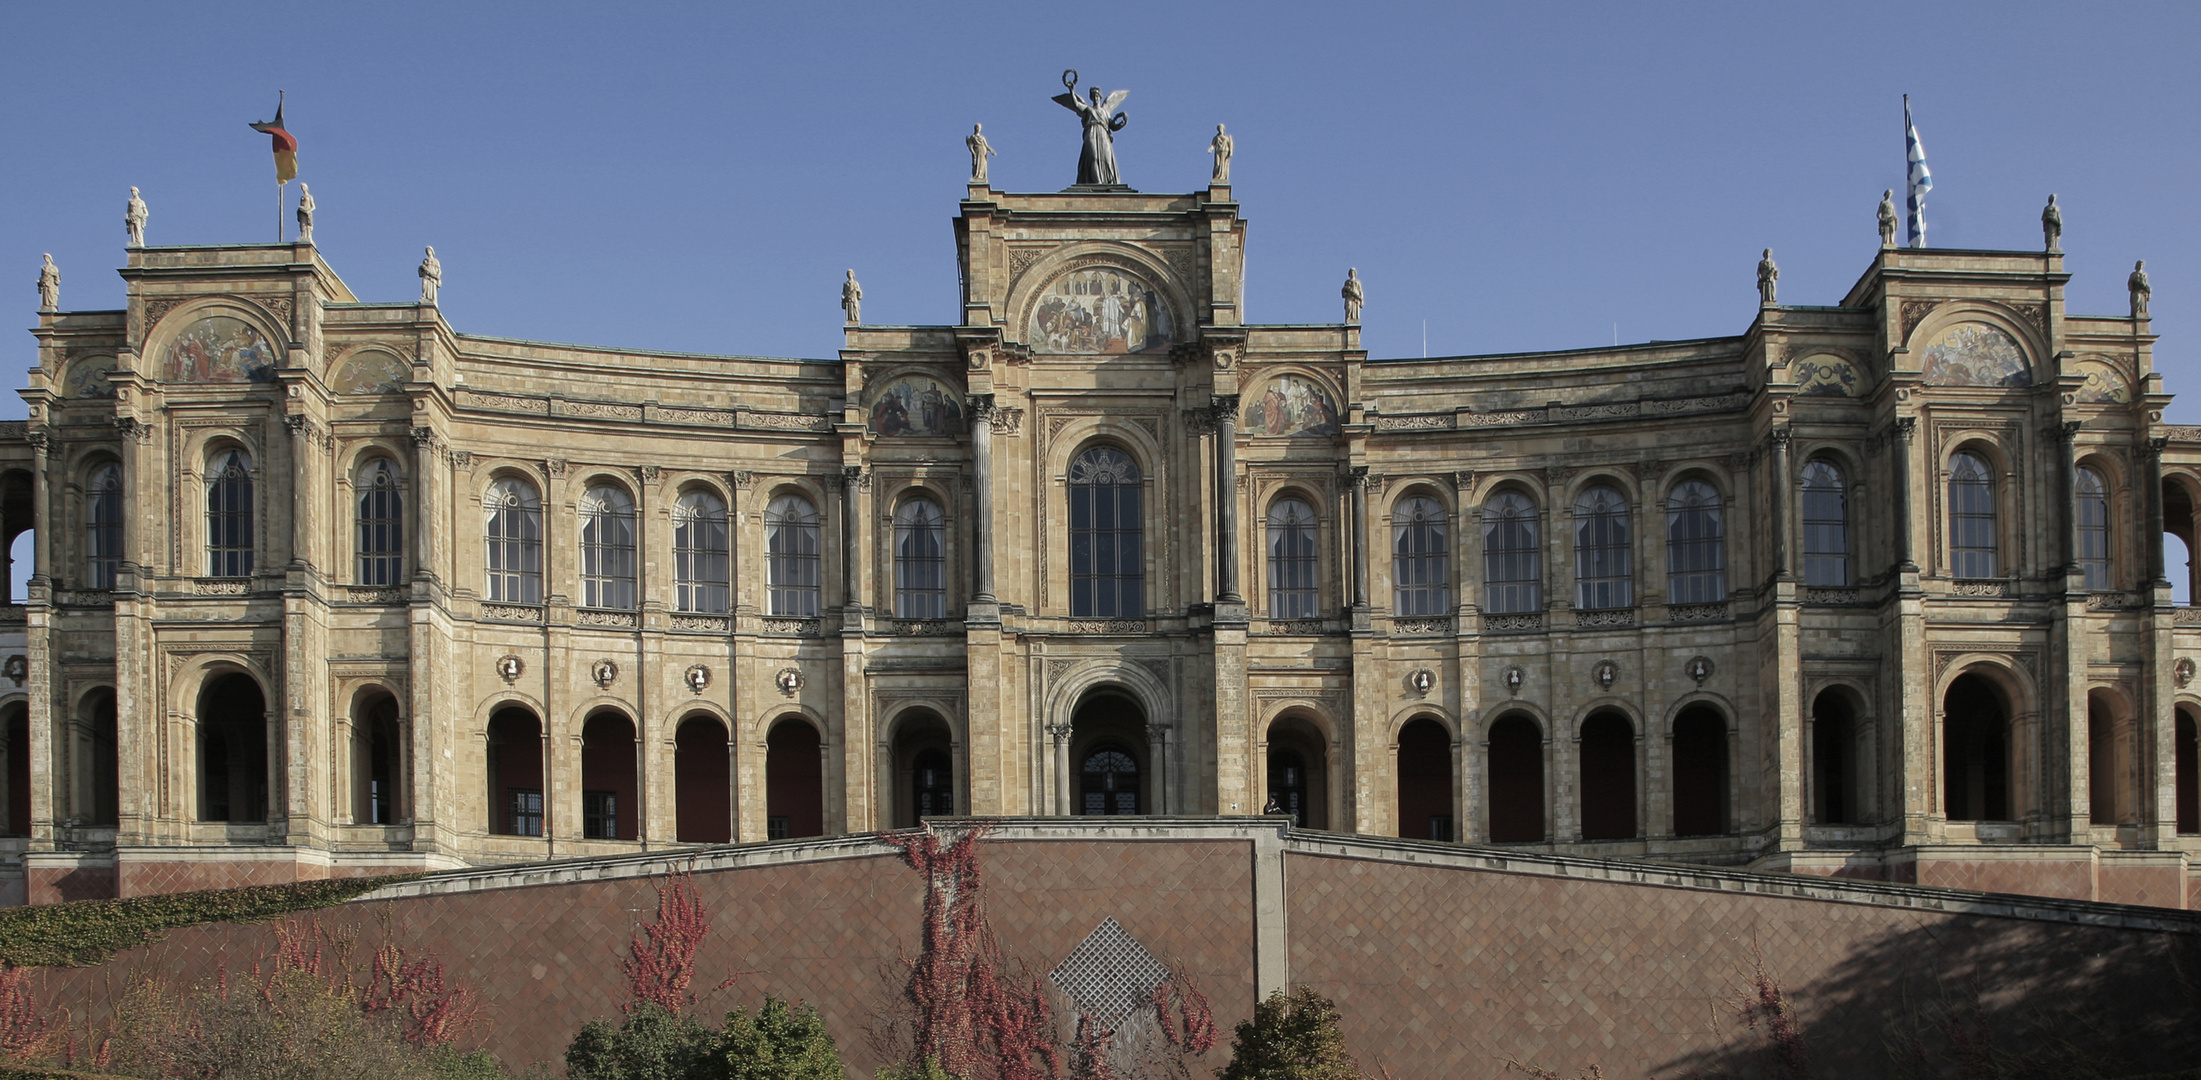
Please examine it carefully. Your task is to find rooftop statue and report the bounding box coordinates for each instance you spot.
[1757,248,1779,306]
[966,124,996,184]
[418,246,441,305]
[2042,194,2061,252]
[842,269,862,324]
[1208,124,1233,185]
[2131,260,2151,319]
[1052,70,1128,187]
[1341,268,1363,324]
[125,187,148,248]
[296,183,316,244]
[1877,190,1898,249]
[37,254,58,313]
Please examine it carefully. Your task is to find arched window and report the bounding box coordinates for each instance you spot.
[2076,467,2110,590]
[1481,490,1541,614]
[483,477,543,604]
[1948,452,1997,579]
[1574,486,1632,610]
[356,459,404,586]
[206,450,254,577]
[1392,496,1450,616]
[1267,497,1319,619]
[1800,460,1848,587]
[1068,447,1144,618]
[578,485,637,610]
[894,497,947,619]
[765,494,821,616]
[1080,748,1141,815]
[1665,480,1725,604]
[85,462,122,589]
[673,490,730,613]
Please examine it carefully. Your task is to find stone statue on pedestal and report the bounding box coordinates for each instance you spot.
[2042,194,2061,252]
[842,270,862,324]
[418,246,441,305]
[125,187,148,248]
[36,254,58,313]
[1208,124,1233,185]
[966,124,995,183]
[296,184,316,244]
[2131,260,2152,319]
[1877,190,1898,249]
[1757,249,1779,306]
[1052,70,1128,187]
[1341,268,1364,323]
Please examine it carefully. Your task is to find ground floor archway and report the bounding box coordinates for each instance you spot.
[765,718,824,839]
[674,716,730,843]
[1811,688,1858,825]
[1264,714,1328,829]
[1486,713,1543,843]
[890,709,956,828]
[1943,673,2011,822]
[487,706,543,836]
[2179,708,2199,836]
[352,692,402,825]
[1670,706,1728,837]
[1579,710,1636,841]
[1071,690,1149,817]
[1396,717,1451,841]
[2,703,26,836]
[581,710,637,840]
[197,674,268,823]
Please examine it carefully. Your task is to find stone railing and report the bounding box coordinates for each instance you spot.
[1482,612,1544,634]
[576,609,639,629]
[480,603,544,623]
[1802,586,1863,606]
[890,619,952,635]
[1391,616,1454,636]
[343,586,405,605]
[2174,607,2201,626]
[192,578,251,596]
[669,614,731,633]
[1067,619,1147,634]
[761,617,821,636]
[1261,619,1327,635]
[1667,602,1730,623]
[1950,580,2012,598]
[1576,608,1636,629]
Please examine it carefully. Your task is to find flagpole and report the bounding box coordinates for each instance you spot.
[277,181,285,243]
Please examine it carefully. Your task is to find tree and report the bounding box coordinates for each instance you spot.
[1214,987,1358,1080]
[566,1002,719,1080]
[721,997,845,1080]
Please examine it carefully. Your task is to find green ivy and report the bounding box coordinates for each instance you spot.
[0,1067,143,1080]
[0,873,424,968]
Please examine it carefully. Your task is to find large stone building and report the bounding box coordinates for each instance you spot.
[7,164,2199,909]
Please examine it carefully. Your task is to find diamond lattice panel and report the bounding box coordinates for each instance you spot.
[1049,916,1169,1025]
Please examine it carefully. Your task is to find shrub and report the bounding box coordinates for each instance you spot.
[565,1004,719,1080]
[0,875,421,969]
[1213,987,1358,1080]
[721,997,844,1080]
[874,1059,958,1080]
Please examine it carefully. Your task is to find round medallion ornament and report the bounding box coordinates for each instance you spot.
[2177,657,2196,689]
[685,664,712,694]
[776,667,805,695]
[591,659,619,688]
[1503,666,1525,695]
[1687,656,1714,685]
[1593,660,1619,690]
[496,655,524,683]
[1407,669,1435,697]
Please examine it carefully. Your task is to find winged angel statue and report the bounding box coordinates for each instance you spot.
[1053,70,1129,186]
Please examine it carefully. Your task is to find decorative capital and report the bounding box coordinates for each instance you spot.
[1892,416,1918,440]
[731,470,757,490]
[543,458,568,478]
[409,425,436,448]
[2147,436,2170,460]
[1045,721,1073,742]
[1766,427,1793,451]
[640,464,663,484]
[1209,394,1241,425]
[966,393,996,421]
[113,415,150,443]
[1348,464,1371,488]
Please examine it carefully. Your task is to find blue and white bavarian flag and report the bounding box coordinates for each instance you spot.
[1904,94,1933,248]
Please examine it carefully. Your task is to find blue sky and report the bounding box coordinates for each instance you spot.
[4,3,2198,415]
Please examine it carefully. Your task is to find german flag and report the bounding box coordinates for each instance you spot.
[248,93,298,183]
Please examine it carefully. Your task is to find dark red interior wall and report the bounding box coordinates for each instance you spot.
[1395,719,1451,840]
[1578,712,1636,840]
[766,721,823,838]
[675,719,731,843]
[1486,716,1543,843]
[580,713,638,840]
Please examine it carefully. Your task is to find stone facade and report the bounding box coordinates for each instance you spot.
[6,177,2200,907]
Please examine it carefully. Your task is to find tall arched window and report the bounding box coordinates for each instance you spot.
[1574,486,1632,610]
[1481,490,1541,614]
[673,490,730,613]
[1665,479,1725,604]
[2076,466,2110,590]
[206,450,254,577]
[1392,496,1450,616]
[483,477,543,604]
[1948,452,1997,579]
[1069,447,1144,618]
[894,497,947,619]
[356,459,404,586]
[1267,497,1319,619]
[1800,460,1848,587]
[85,462,122,589]
[578,485,637,610]
[765,494,821,616]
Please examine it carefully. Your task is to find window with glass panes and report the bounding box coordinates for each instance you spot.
[765,494,821,616]
[206,451,254,577]
[1948,453,1997,578]
[578,486,637,610]
[356,460,403,586]
[673,490,730,613]
[483,478,543,604]
[1069,447,1144,618]
[1800,460,1848,586]
[85,463,122,589]
[1665,480,1726,604]
[1573,487,1633,609]
[1391,496,1450,616]
[1266,498,1319,618]
[1481,490,1541,614]
[2076,467,2110,590]
[894,498,947,618]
